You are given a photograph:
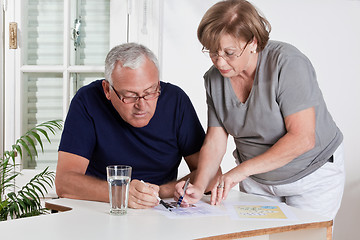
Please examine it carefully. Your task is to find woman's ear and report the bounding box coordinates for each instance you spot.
[102,80,111,100]
[251,37,258,53]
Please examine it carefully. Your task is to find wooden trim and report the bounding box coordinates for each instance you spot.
[196,220,333,240]
[45,202,72,212]
[327,225,333,240]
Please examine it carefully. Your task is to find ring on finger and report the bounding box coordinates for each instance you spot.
[217,184,224,188]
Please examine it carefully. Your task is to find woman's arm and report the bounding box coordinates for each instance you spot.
[174,126,228,204]
[194,126,229,191]
[160,151,222,198]
[218,107,316,203]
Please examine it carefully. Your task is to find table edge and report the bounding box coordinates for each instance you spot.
[45,201,72,212]
[195,220,333,240]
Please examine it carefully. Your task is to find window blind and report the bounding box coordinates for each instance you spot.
[74,0,110,65]
[26,0,64,65]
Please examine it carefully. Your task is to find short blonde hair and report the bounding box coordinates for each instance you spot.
[197,0,271,52]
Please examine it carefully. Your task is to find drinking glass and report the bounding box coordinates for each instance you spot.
[106,165,132,215]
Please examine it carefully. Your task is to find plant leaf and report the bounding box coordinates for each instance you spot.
[0,119,63,220]
[23,135,38,157]
[24,187,40,202]
[34,128,51,143]
[27,131,43,152]
[17,139,33,161]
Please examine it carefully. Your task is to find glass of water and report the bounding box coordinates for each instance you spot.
[106,165,132,215]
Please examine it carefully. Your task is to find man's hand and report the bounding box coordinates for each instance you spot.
[128,179,160,209]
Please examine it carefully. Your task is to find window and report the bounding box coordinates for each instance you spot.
[3,0,161,173]
[21,0,109,170]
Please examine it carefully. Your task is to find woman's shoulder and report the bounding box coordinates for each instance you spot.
[263,40,307,59]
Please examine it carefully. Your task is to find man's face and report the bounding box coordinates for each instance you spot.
[103,58,160,128]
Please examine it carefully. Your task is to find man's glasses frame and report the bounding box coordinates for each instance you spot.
[110,82,161,104]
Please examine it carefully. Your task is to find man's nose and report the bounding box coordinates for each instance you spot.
[134,97,146,109]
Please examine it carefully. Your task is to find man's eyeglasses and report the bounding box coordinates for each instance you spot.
[110,83,161,104]
[202,40,251,62]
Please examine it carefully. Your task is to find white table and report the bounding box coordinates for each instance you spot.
[0,190,332,240]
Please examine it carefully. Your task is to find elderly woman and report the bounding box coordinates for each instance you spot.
[175,0,344,219]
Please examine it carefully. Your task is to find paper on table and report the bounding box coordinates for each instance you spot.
[154,200,227,219]
[224,201,298,221]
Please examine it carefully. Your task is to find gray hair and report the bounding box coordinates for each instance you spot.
[105,43,160,85]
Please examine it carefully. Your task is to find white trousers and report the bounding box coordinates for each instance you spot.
[240,143,345,220]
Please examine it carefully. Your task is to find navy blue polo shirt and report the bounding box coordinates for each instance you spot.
[58,80,205,185]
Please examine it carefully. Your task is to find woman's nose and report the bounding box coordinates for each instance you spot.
[213,56,228,67]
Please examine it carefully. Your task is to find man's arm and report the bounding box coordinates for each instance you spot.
[55,151,160,208]
[55,151,109,202]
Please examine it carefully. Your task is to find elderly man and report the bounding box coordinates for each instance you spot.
[55,43,216,209]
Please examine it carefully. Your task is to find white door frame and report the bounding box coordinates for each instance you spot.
[1,1,4,155]
[3,0,19,152]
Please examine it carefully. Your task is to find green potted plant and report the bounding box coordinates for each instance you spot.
[0,120,63,221]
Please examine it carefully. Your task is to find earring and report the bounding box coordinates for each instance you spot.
[251,49,257,54]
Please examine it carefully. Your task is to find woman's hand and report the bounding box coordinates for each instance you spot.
[174,180,204,207]
[210,167,249,205]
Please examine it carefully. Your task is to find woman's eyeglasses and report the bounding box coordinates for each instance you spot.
[202,40,251,62]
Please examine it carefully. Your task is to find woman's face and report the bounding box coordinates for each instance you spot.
[210,34,256,78]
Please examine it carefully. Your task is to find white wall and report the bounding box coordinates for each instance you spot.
[161,1,360,239]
